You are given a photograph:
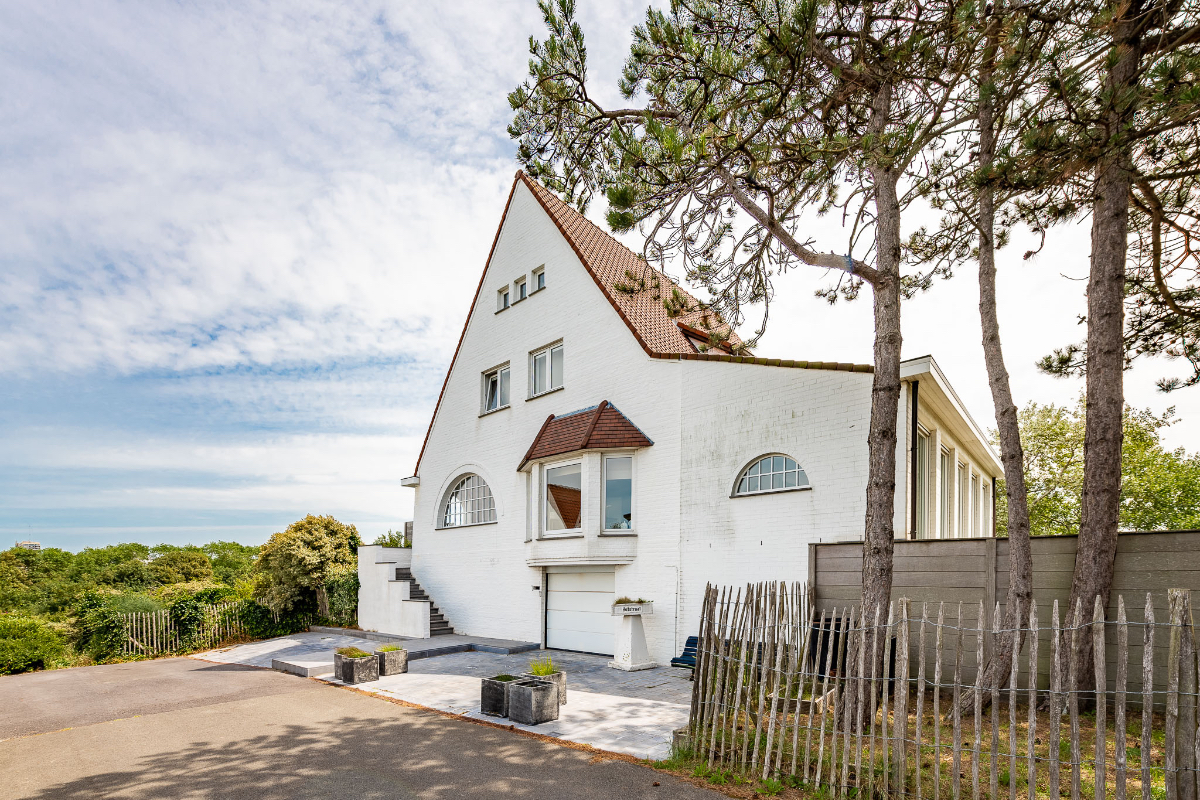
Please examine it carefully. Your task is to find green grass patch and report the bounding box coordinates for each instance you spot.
[336,647,372,658]
[376,644,403,652]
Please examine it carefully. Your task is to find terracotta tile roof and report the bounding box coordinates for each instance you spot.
[408,173,873,477]
[652,352,874,373]
[518,173,745,356]
[518,400,653,470]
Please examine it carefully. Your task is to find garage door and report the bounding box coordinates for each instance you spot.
[546,568,614,655]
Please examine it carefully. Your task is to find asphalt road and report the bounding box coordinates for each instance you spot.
[0,657,719,800]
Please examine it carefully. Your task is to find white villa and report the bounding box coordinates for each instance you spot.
[359,171,1001,666]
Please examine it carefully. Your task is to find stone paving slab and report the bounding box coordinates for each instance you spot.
[196,634,694,761]
[270,657,334,677]
[307,626,540,657]
[320,671,688,760]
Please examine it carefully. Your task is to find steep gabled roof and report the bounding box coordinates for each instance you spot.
[408,172,872,477]
[518,401,653,470]
[518,174,745,355]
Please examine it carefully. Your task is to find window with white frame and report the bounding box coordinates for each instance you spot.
[441,474,496,528]
[515,277,527,301]
[915,430,930,539]
[530,343,563,397]
[604,456,633,529]
[482,365,510,413]
[957,462,969,536]
[498,286,510,311]
[971,472,981,536]
[533,266,545,292]
[544,462,582,532]
[939,448,952,539]
[734,454,810,496]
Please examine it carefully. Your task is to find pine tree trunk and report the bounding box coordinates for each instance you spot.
[861,81,901,635]
[1064,0,1141,695]
[955,11,1034,713]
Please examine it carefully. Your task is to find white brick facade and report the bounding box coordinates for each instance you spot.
[378,177,1002,666]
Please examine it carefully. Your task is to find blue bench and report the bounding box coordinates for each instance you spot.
[671,635,699,668]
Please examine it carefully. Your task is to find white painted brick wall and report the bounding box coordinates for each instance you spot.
[390,180,998,667]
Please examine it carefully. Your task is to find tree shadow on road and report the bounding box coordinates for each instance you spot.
[18,701,712,800]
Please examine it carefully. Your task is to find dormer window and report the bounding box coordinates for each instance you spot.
[482,365,510,414]
[516,277,527,301]
[498,287,510,311]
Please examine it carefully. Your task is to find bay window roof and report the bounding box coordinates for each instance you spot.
[518,400,652,470]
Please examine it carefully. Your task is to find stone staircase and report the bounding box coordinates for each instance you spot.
[395,567,455,636]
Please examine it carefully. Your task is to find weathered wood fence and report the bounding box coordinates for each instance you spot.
[121,602,246,655]
[688,581,1200,800]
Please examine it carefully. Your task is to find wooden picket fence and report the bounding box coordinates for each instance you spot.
[688,581,1200,800]
[121,602,247,655]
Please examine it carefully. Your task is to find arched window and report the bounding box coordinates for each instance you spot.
[441,474,496,528]
[734,454,810,496]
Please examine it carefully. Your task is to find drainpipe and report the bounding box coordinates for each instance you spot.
[910,380,920,540]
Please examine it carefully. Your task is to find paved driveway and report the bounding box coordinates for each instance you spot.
[0,658,718,800]
[198,635,694,758]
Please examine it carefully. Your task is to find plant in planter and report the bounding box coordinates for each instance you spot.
[521,655,566,705]
[508,678,559,725]
[334,646,379,685]
[375,644,408,676]
[480,673,518,717]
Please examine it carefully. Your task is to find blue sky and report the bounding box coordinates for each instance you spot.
[2,1,1198,552]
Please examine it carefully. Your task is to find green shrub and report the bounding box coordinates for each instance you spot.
[108,594,163,614]
[71,592,126,661]
[492,673,516,681]
[529,655,557,676]
[169,595,206,649]
[324,571,359,627]
[336,647,371,658]
[373,529,410,548]
[150,550,213,585]
[0,616,66,674]
[191,585,238,605]
[236,599,311,639]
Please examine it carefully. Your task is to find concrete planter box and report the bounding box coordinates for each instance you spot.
[375,648,408,676]
[611,601,652,616]
[480,675,518,717]
[520,670,567,705]
[508,679,559,726]
[334,653,379,685]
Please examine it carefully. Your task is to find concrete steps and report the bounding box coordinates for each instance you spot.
[395,567,455,636]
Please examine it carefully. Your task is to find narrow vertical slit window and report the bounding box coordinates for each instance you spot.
[915,430,929,539]
[939,448,952,539]
[971,472,981,536]
[533,267,545,291]
[498,287,510,310]
[958,462,969,537]
[516,277,527,301]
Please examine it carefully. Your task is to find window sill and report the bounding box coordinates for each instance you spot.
[527,385,564,402]
[730,485,813,499]
[495,305,511,315]
[599,531,637,537]
[530,285,545,295]
[479,405,510,418]
[539,532,584,540]
[435,520,499,531]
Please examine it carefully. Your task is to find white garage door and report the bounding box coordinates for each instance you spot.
[546,567,614,655]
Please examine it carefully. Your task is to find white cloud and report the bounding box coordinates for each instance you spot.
[0,0,1195,549]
